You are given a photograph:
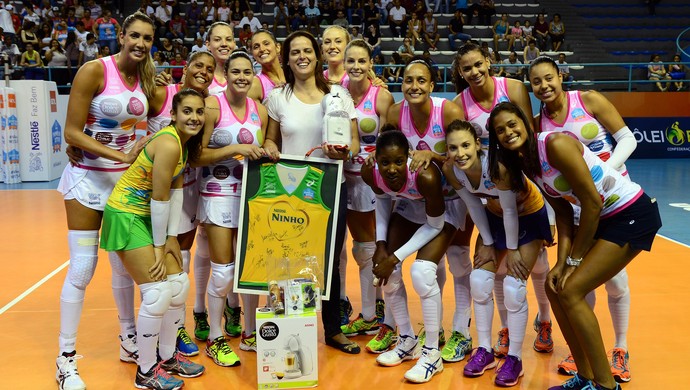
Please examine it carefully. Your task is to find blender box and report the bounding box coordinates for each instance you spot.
[256,308,318,389]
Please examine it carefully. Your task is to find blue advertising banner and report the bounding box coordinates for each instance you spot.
[626,117,690,159]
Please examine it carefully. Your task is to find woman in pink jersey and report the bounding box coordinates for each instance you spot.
[488,102,661,390]
[146,51,216,357]
[362,129,448,384]
[451,42,553,357]
[205,22,237,95]
[322,25,351,87]
[339,39,395,351]
[55,12,155,390]
[529,55,638,383]
[249,30,286,102]
[195,50,268,368]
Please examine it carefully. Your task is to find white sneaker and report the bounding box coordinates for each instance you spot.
[376,335,420,367]
[56,353,86,390]
[404,346,444,383]
[119,334,138,363]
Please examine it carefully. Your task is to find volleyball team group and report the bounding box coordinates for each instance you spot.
[52,9,662,390]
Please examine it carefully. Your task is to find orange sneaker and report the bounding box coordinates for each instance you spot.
[610,348,631,383]
[557,354,577,375]
[493,328,509,358]
[533,315,554,353]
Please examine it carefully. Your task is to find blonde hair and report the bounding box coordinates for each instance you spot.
[122,11,156,99]
[323,25,351,45]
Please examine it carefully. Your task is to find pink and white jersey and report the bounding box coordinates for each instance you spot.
[452,154,498,200]
[208,75,227,95]
[345,84,381,175]
[373,158,423,201]
[79,55,148,171]
[324,69,350,88]
[399,96,447,154]
[256,72,277,102]
[534,131,642,218]
[459,76,510,147]
[147,84,180,134]
[540,90,626,175]
[200,95,263,197]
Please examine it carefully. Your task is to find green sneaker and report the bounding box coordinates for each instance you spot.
[193,311,210,341]
[240,331,257,352]
[441,331,473,363]
[205,336,241,367]
[417,326,446,348]
[375,299,385,324]
[341,313,380,337]
[365,323,397,353]
[223,304,242,337]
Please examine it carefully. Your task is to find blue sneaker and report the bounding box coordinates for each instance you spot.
[135,362,184,390]
[160,351,205,378]
[176,327,199,357]
[339,298,353,326]
[548,373,590,390]
[495,354,524,387]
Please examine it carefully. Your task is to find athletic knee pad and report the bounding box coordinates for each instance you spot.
[531,247,551,274]
[208,262,234,298]
[67,230,99,290]
[167,272,190,308]
[446,245,472,277]
[382,265,404,295]
[140,281,173,318]
[470,268,495,304]
[503,276,527,312]
[410,260,440,298]
[352,241,375,268]
[605,269,629,299]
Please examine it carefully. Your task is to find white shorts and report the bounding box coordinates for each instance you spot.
[198,195,240,229]
[179,178,200,234]
[393,197,468,231]
[57,164,124,211]
[345,172,376,212]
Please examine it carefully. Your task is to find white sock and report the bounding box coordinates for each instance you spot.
[606,269,630,350]
[339,241,348,300]
[383,266,412,337]
[193,227,211,313]
[470,268,496,351]
[436,256,447,326]
[446,245,472,338]
[208,262,234,341]
[138,281,172,373]
[531,247,551,323]
[353,241,377,320]
[495,273,508,328]
[241,293,260,335]
[411,260,441,349]
[505,276,528,359]
[376,285,383,300]
[108,252,136,338]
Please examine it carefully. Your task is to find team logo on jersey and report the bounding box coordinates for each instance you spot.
[303,188,315,200]
[213,165,230,180]
[127,97,145,117]
[571,108,586,121]
[588,139,604,152]
[251,113,259,123]
[484,179,496,190]
[268,201,309,240]
[363,100,373,112]
[498,96,510,103]
[213,130,233,146]
[432,124,443,137]
[100,98,123,117]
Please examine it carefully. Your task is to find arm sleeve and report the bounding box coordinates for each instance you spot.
[497,189,519,250]
[458,188,494,246]
[393,214,444,261]
[150,199,171,247]
[167,188,183,237]
[607,126,636,170]
[375,194,392,243]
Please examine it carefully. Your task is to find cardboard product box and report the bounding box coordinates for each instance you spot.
[256,308,318,389]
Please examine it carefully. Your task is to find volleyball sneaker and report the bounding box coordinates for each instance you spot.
[495,355,524,387]
[403,346,443,383]
[417,326,446,347]
[223,304,242,337]
[585,383,622,390]
[176,327,199,356]
[365,323,397,353]
[206,336,241,367]
[375,299,385,324]
[533,315,554,353]
[339,297,353,326]
[135,362,183,390]
[193,311,210,341]
[441,331,473,362]
[341,313,380,336]
[463,347,497,377]
[56,352,86,390]
[240,331,257,352]
[160,351,205,378]
[610,348,631,383]
[376,335,421,366]
[558,354,578,375]
[493,328,509,357]
[547,373,589,390]
[120,334,139,363]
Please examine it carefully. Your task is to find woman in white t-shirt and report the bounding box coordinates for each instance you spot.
[217,0,232,22]
[264,30,361,355]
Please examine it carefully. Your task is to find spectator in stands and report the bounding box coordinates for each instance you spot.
[38,22,53,49]
[364,0,380,29]
[21,22,40,49]
[448,9,471,51]
[159,37,176,63]
[481,40,494,56]
[86,0,101,21]
[94,9,120,55]
[7,5,21,35]
[167,12,188,40]
[81,8,95,31]
[239,24,253,48]
[0,5,16,40]
[397,36,415,62]
[349,0,365,26]
[152,50,169,74]
[350,26,364,40]
[385,51,403,85]
[78,32,99,65]
[304,0,321,37]
[172,37,188,59]
[74,21,89,44]
[52,19,70,46]
[1,34,21,67]
[407,12,422,46]
[422,49,441,87]
[490,49,503,76]
[274,1,290,34]
[388,0,407,38]
[234,0,253,21]
[98,44,110,58]
[64,31,80,74]
[511,20,524,50]
[155,0,173,37]
[502,51,523,80]
[492,13,514,52]
[217,0,232,22]
[549,13,565,52]
[364,23,382,58]
[23,5,42,26]
[468,0,495,26]
[73,0,85,18]
[288,0,305,32]
[556,52,574,86]
[191,37,207,53]
[169,52,186,82]
[523,39,539,64]
[670,54,686,91]
[20,42,44,80]
[202,0,216,25]
[373,52,385,81]
[186,2,202,29]
[333,10,349,28]
[412,0,427,20]
[196,24,208,42]
[66,7,79,28]
[521,19,534,43]
[648,53,671,91]
[377,0,391,26]
[141,0,156,19]
[45,38,70,85]
[534,13,548,51]
[421,10,440,51]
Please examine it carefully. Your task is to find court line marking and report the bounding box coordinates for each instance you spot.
[0,260,69,315]
[659,234,690,249]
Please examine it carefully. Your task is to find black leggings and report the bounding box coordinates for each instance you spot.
[322,183,348,338]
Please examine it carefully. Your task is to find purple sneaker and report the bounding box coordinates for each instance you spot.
[463,347,497,377]
[548,373,589,390]
[495,355,524,387]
